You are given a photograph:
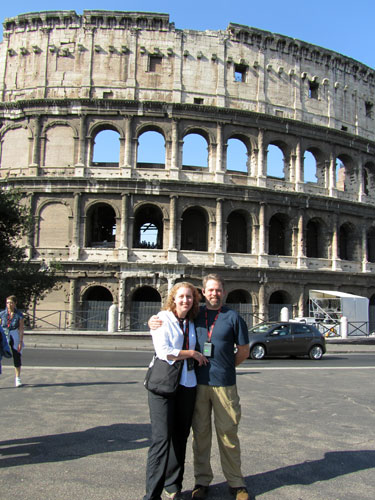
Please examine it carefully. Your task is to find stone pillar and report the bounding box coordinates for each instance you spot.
[168,195,178,263]
[25,193,34,258]
[118,193,129,260]
[69,192,81,260]
[258,282,266,322]
[257,202,267,266]
[361,224,368,272]
[295,141,303,191]
[329,151,336,196]
[297,213,307,268]
[121,115,132,177]
[118,278,126,330]
[69,278,77,329]
[257,129,267,187]
[29,115,41,175]
[215,122,225,182]
[331,213,339,270]
[169,119,180,179]
[358,161,364,202]
[75,115,86,175]
[214,198,225,265]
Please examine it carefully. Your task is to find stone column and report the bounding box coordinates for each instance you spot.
[69,278,77,329]
[169,119,180,179]
[168,195,178,263]
[358,161,365,202]
[120,115,132,177]
[257,202,267,266]
[75,115,86,176]
[362,224,368,272]
[258,282,266,322]
[331,213,339,270]
[257,129,267,187]
[294,141,303,191]
[329,151,336,196]
[118,277,126,330]
[69,192,81,260]
[297,213,307,268]
[215,122,225,183]
[118,193,129,260]
[214,199,225,265]
[29,115,41,175]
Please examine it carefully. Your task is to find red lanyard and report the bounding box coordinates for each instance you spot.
[177,317,189,349]
[205,307,221,342]
[7,312,12,329]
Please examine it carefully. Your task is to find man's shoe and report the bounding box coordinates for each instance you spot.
[230,487,249,500]
[191,485,209,499]
[164,489,183,499]
[15,377,22,387]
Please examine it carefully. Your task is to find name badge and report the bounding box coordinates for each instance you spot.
[203,342,213,357]
[187,358,195,371]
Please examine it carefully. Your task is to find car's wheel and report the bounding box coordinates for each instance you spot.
[309,345,323,360]
[250,344,266,360]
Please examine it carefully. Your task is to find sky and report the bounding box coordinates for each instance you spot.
[0,0,373,182]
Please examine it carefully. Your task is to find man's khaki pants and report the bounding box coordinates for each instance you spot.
[192,384,245,488]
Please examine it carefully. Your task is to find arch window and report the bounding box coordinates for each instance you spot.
[227,211,249,253]
[306,219,319,258]
[44,124,74,167]
[267,144,284,179]
[303,151,318,183]
[133,204,163,249]
[81,286,113,330]
[86,203,116,248]
[269,214,290,256]
[182,133,208,170]
[367,227,375,263]
[38,203,69,248]
[268,291,292,321]
[0,128,29,169]
[226,289,253,328]
[339,223,356,261]
[131,286,161,331]
[181,207,207,251]
[137,130,165,168]
[92,129,120,166]
[226,138,248,173]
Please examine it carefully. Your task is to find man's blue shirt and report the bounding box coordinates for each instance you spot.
[194,305,249,386]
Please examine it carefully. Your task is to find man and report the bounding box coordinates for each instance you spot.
[149,274,250,500]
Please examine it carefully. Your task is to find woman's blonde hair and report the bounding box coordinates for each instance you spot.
[162,282,200,320]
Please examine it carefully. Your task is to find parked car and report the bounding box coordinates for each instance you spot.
[248,322,326,360]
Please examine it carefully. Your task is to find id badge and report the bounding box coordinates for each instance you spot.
[187,358,195,371]
[203,341,213,357]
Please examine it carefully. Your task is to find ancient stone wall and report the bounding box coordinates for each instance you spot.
[1,10,375,330]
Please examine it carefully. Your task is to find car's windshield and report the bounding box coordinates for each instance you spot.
[249,322,275,334]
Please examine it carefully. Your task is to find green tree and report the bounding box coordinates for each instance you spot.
[0,186,60,310]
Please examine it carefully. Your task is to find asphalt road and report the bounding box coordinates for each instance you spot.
[1,350,374,500]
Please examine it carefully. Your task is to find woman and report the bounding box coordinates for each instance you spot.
[144,282,208,500]
[0,296,24,387]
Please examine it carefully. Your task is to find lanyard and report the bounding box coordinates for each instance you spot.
[177,317,189,350]
[205,307,221,342]
[7,312,12,329]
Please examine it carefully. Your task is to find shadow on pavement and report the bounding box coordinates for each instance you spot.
[0,422,151,468]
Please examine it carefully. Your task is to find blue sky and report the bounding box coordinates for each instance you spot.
[1,0,374,67]
[1,1,373,180]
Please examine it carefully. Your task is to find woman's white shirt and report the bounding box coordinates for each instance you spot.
[150,310,197,388]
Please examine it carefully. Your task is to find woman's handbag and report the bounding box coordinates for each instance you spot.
[144,355,183,397]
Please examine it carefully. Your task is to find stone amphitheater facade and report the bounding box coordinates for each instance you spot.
[1,10,375,330]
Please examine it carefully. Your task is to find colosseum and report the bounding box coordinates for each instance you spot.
[1,10,375,331]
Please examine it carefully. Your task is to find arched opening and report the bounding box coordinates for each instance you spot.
[133,204,163,249]
[182,133,208,170]
[369,294,375,332]
[181,207,208,251]
[137,130,165,168]
[267,144,284,179]
[303,150,318,183]
[269,214,290,256]
[81,286,113,330]
[227,211,249,253]
[367,227,375,263]
[226,289,253,328]
[339,222,356,261]
[226,138,248,173]
[92,129,120,166]
[306,219,319,258]
[268,291,292,321]
[86,203,116,248]
[130,286,161,331]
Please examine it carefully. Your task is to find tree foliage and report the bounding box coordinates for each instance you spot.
[0,186,60,310]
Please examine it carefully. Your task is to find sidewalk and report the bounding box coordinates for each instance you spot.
[24,330,375,353]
